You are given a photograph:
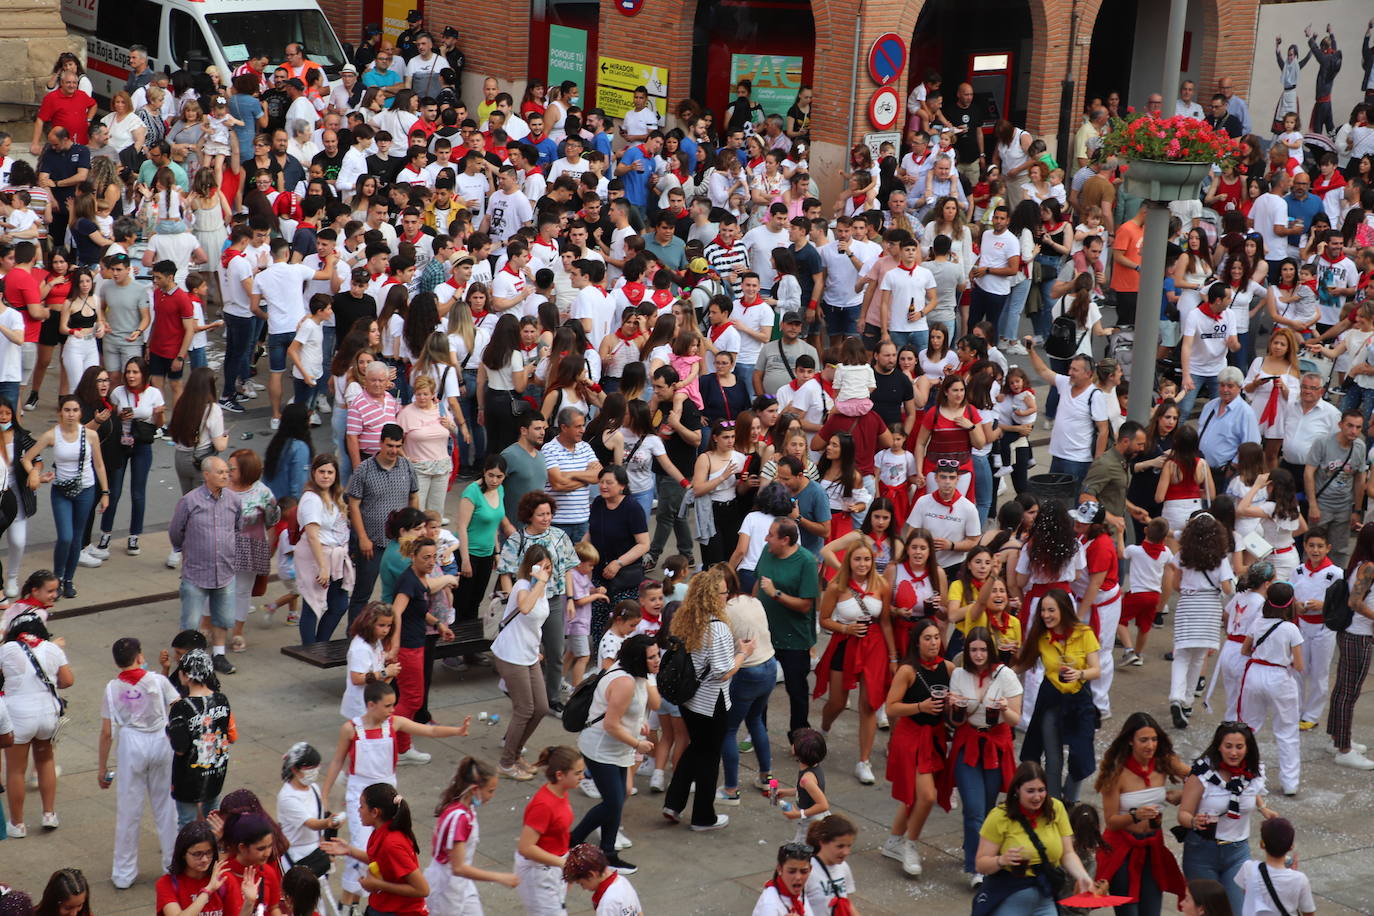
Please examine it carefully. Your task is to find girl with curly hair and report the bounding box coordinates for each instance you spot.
[1013,499,1085,624]
[1163,512,1235,730]
[1093,713,1191,916]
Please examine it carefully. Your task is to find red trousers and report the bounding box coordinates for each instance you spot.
[393,646,426,752]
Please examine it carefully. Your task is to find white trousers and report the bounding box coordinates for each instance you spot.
[424,859,483,916]
[62,336,99,394]
[1169,646,1211,706]
[513,852,566,916]
[112,727,178,888]
[1238,664,1301,793]
[1216,641,1246,720]
[342,778,374,895]
[1298,620,1336,723]
[1091,590,1122,717]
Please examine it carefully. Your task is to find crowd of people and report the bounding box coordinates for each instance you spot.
[0,16,1372,916]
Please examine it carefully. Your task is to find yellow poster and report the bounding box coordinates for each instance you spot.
[382,0,410,44]
[596,55,668,98]
[594,84,668,121]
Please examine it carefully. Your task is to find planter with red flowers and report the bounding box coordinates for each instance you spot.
[1099,114,1243,202]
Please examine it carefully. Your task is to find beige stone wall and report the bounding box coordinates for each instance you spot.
[0,0,86,120]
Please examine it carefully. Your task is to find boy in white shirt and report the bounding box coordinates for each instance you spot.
[287,293,332,416]
[1235,817,1315,916]
[571,258,614,343]
[1119,517,1173,666]
[775,354,829,432]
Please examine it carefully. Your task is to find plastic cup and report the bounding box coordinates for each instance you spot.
[929,685,948,699]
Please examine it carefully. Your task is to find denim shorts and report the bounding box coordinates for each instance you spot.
[267,331,296,372]
[148,352,184,380]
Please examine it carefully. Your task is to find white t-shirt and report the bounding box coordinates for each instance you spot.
[276,782,324,862]
[948,664,1023,728]
[594,873,643,915]
[1249,193,1289,261]
[741,225,789,290]
[910,492,980,568]
[486,189,533,245]
[149,231,201,286]
[253,262,317,335]
[752,886,816,916]
[622,106,661,138]
[341,635,385,719]
[220,253,257,319]
[1123,543,1174,594]
[880,263,937,332]
[491,266,530,316]
[1050,298,1102,357]
[1227,281,1266,335]
[100,670,178,731]
[572,285,615,344]
[491,579,550,666]
[291,317,324,381]
[1311,254,1359,327]
[776,377,829,427]
[920,348,959,380]
[734,301,774,364]
[454,172,490,220]
[1048,376,1108,462]
[804,858,855,916]
[622,432,667,494]
[736,510,775,571]
[974,229,1019,295]
[1183,307,1234,377]
[1235,860,1315,916]
[1245,615,1302,666]
[707,322,742,356]
[298,491,347,547]
[0,307,24,382]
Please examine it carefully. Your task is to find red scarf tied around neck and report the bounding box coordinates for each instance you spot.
[764,878,807,916]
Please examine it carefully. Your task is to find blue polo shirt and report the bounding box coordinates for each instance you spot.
[619,144,654,208]
[793,479,832,556]
[589,130,613,160]
[1284,192,1324,235]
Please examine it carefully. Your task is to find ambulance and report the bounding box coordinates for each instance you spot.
[59,0,349,104]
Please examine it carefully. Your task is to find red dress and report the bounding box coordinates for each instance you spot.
[813,586,888,709]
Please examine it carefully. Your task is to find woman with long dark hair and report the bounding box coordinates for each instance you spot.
[1155,424,1214,544]
[262,403,314,501]
[693,419,748,567]
[889,527,945,658]
[911,373,986,502]
[155,820,249,916]
[1129,399,1181,542]
[1015,588,1099,802]
[1044,272,1111,418]
[1173,228,1216,320]
[1093,712,1191,916]
[95,357,161,559]
[330,320,380,484]
[168,367,228,495]
[476,313,529,456]
[1177,722,1276,914]
[25,394,110,597]
[295,454,352,645]
[815,431,867,542]
[994,199,1040,349]
[1164,513,1235,730]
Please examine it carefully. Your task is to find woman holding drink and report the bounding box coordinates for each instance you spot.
[890,528,946,658]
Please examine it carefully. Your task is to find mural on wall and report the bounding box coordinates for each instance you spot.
[1251,1,1372,143]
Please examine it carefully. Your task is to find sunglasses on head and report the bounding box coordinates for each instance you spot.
[719,421,736,429]
[936,458,960,469]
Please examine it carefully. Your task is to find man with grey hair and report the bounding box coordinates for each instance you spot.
[1175,80,1204,119]
[1282,372,1340,486]
[169,456,242,675]
[542,407,601,543]
[762,113,790,152]
[1197,365,1259,490]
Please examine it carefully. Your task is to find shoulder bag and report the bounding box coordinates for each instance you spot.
[19,640,70,740]
[1258,863,1292,916]
[54,427,88,499]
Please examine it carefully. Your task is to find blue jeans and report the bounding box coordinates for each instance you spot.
[1228,330,1252,371]
[994,886,1058,916]
[1038,701,1081,803]
[736,568,757,595]
[1049,456,1092,493]
[1341,385,1374,418]
[175,795,220,828]
[972,452,993,525]
[1033,255,1063,340]
[347,538,384,622]
[222,313,255,399]
[103,442,152,536]
[317,325,336,404]
[187,347,207,369]
[556,521,588,542]
[52,484,97,582]
[1176,373,1219,420]
[0,381,18,408]
[1182,833,1250,916]
[954,756,1004,873]
[997,275,1033,341]
[301,578,351,644]
[461,368,486,470]
[292,376,317,411]
[721,659,777,788]
[179,580,235,630]
[735,363,755,399]
[569,758,627,855]
[631,488,654,520]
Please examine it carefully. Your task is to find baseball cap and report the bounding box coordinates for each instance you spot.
[341,64,358,75]
[1068,501,1104,525]
[284,78,304,91]
[687,257,709,274]
[363,24,382,38]
[781,311,804,324]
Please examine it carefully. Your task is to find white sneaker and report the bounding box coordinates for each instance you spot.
[636,757,654,775]
[1333,749,1374,770]
[398,747,432,765]
[309,411,322,427]
[41,811,59,830]
[78,546,103,568]
[270,417,281,431]
[89,535,112,560]
[876,706,890,730]
[649,770,666,792]
[1002,341,1028,356]
[690,814,729,832]
[166,550,182,569]
[6,822,25,838]
[901,839,923,876]
[4,577,17,599]
[580,778,602,799]
[1329,742,1368,755]
[969,873,984,889]
[614,829,632,850]
[881,834,906,862]
[317,399,332,415]
[854,760,875,784]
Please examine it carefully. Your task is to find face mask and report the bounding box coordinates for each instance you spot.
[470,793,483,809]
[570,96,580,107]
[0,421,10,430]
[299,767,320,785]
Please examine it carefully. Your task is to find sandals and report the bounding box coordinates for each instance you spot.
[230,635,247,653]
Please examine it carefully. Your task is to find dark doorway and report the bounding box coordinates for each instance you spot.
[1085,0,1136,109]
[909,0,1033,129]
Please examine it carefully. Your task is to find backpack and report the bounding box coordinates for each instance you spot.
[657,635,708,706]
[1045,312,1087,360]
[1323,577,1353,632]
[561,668,611,732]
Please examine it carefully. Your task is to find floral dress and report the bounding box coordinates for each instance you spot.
[234,480,279,576]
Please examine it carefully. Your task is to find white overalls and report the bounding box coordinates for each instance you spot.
[103,670,180,889]
[341,716,399,895]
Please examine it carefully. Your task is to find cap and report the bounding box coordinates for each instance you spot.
[341,64,358,75]
[781,310,804,324]
[442,26,459,38]
[284,77,304,91]
[406,9,422,20]
[364,24,382,38]
[687,257,709,274]
[1068,501,1104,525]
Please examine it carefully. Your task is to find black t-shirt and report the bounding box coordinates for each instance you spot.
[871,367,913,425]
[793,243,822,306]
[261,89,289,134]
[332,291,376,343]
[168,692,232,802]
[366,154,401,184]
[312,149,346,183]
[241,155,283,188]
[72,217,104,266]
[653,398,701,481]
[589,496,648,580]
[395,567,431,648]
[786,104,810,135]
[947,103,984,164]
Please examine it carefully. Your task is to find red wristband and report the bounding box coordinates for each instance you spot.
[680,478,689,488]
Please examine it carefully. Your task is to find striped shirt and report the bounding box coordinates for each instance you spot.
[168,485,243,589]
[346,390,398,456]
[346,456,418,546]
[541,437,598,524]
[703,236,749,299]
[431,802,476,866]
[685,619,737,716]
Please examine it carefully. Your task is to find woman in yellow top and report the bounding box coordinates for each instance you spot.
[1014,588,1100,804]
[945,546,995,656]
[974,761,1094,914]
[975,576,1024,665]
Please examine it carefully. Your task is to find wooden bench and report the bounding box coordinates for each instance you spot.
[281,621,490,669]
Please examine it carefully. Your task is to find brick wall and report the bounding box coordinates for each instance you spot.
[595,1,694,109]
[318,0,362,51]
[426,0,530,83]
[1198,0,1260,104]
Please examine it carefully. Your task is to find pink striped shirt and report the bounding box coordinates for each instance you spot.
[346,390,398,456]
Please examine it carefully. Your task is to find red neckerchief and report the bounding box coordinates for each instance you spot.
[1048,628,1069,645]
[400,230,424,244]
[651,289,674,309]
[117,668,148,686]
[740,296,764,309]
[1305,557,1334,574]
[747,155,764,170]
[640,608,661,626]
[221,247,245,269]
[637,143,651,158]
[501,264,522,278]
[1302,278,1318,292]
[469,308,489,322]
[1141,539,1167,560]
[1322,250,1345,266]
[988,609,1012,636]
[849,581,875,601]
[764,878,807,916]
[918,655,944,671]
[931,488,960,509]
[709,321,734,342]
[903,558,928,583]
[976,660,1001,687]
[851,194,867,208]
[788,377,806,391]
[1124,755,1156,782]
[1220,763,1253,780]
[956,357,976,376]
[16,632,42,648]
[127,384,148,407]
[615,327,640,344]
[100,396,114,412]
[1019,804,1041,829]
[593,284,608,295]
[370,272,385,283]
[1200,300,1227,320]
[621,281,647,304]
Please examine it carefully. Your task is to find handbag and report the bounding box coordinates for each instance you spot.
[19,640,70,741]
[1019,810,1069,899]
[131,418,158,445]
[54,427,87,499]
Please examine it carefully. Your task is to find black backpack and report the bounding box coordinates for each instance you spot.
[1323,577,1353,632]
[657,635,708,706]
[1045,312,1087,360]
[561,668,610,732]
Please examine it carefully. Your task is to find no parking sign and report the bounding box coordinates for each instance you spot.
[867,32,906,86]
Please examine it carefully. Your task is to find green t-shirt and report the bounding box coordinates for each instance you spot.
[379,540,409,604]
[461,481,505,557]
[755,546,820,650]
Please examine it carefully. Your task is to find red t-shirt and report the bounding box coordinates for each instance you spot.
[150,286,194,359]
[223,857,281,914]
[5,267,44,342]
[37,90,94,144]
[41,270,72,306]
[523,784,573,856]
[818,409,888,476]
[1084,532,1119,595]
[365,822,425,915]
[155,870,243,916]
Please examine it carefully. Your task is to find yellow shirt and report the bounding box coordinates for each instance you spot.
[1038,624,1100,694]
[979,612,1023,652]
[979,797,1073,866]
[947,580,981,635]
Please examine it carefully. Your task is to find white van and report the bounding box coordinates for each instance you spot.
[60,0,349,104]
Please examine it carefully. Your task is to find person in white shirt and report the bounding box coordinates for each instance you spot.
[1174,80,1205,119]
[484,166,534,246]
[1238,589,1305,795]
[571,259,615,343]
[287,294,331,413]
[620,88,662,142]
[454,151,493,222]
[1235,817,1316,916]
[775,355,829,432]
[732,273,775,397]
[875,237,938,351]
[1309,229,1359,329]
[548,134,589,183]
[491,241,537,316]
[742,204,791,292]
[969,205,1021,330]
[910,465,981,572]
[1249,172,1295,280]
[1179,283,1240,420]
[1024,341,1109,486]
[817,217,866,337]
[335,124,375,200]
[251,238,337,425]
